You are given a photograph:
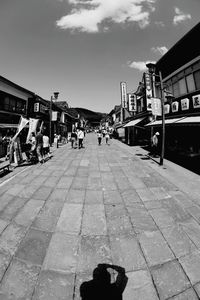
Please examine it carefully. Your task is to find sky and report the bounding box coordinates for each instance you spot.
[0,0,199,113]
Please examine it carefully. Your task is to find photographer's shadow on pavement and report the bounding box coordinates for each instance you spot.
[80,263,128,300]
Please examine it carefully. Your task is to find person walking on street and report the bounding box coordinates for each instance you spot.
[97,131,103,146]
[77,128,84,149]
[151,132,160,157]
[43,132,50,160]
[36,129,44,164]
[71,130,77,149]
[105,132,110,145]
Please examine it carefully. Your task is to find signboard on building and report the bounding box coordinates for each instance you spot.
[171,101,179,113]
[34,102,47,114]
[127,93,137,112]
[34,103,40,112]
[144,73,152,111]
[181,98,189,110]
[164,104,170,114]
[51,111,58,121]
[192,94,200,108]
[151,98,161,116]
[120,82,128,108]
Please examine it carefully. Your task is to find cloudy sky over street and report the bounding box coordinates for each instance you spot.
[0,0,199,112]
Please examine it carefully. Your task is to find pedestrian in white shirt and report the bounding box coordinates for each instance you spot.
[43,133,50,159]
[77,129,84,149]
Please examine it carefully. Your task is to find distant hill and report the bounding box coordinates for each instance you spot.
[74,107,106,125]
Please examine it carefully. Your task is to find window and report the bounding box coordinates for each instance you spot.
[172,81,179,97]
[194,70,200,90]
[186,74,195,92]
[179,78,187,95]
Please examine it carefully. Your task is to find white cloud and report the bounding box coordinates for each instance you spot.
[56,0,156,33]
[151,46,168,55]
[173,7,191,25]
[128,60,156,71]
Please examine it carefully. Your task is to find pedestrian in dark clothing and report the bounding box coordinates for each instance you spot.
[36,129,43,164]
[71,131,77,148]
[97,131,102,145]
[80,264,128,300]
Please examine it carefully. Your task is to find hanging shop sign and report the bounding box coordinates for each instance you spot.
[120,82,128,108]
[144,73,152,111]
[171,101,179,113]
[181,98,189,111]
[164,104,170,114]
[51,111,58,121]
[192,94,200,108]
[127,93,137,112]
[151,98,161,116]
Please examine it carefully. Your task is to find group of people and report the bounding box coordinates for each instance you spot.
[26,129,51,164]
[70,128,85,149]
[97,130,110,146]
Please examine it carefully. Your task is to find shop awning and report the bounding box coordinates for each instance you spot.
[123,118,145,128]
[175,116,200,124]
[145,117,185,126]
[0,123,18,128]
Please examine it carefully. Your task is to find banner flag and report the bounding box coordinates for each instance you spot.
[26,118,39,142]
[12,116,29,142]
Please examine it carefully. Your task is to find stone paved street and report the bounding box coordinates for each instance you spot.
[1,133,200,299]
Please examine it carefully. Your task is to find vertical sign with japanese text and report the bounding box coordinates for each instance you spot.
[127,93,137,112]
[120,82,128,108]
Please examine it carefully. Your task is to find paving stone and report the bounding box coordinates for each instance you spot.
[150,208,175,228]
[162,198,191,223]
[31,176,48,186]
[66,189,85,204]
[15,228,52,265]
[194,282,200,298]
[40,200,64,217]
[32,186,53,201]
[127,207,157,232]
[14,199,44,227]
[77,167,89,176]
[151,260,190,300]
[149,187,171,200]
[103,190,123,204]
[56,203,83,235]
[169,191,195,209]
[0,197,28,221]
[87,177,103,190]
[187,206,200,224]
[161,225,197,258]
[0,259,40,299]
[181,219,200,249]
[101,178,118,191]
[43,232,79,273]
[0,194,14,212]
[168,288,199,300]
[43,176,60,187]
[120,189,142,205]
[0,223,27,255]
[179,251,200,285]
[0,252,11,281]
[48,188,68,202]
[64,167,77,176]
[128,177,146,189]
[73,272,93,300]
[5,184,25,196]
[139,231,175,267]
[123,270,159,300]
[136,188,157,202]
[85,190,103,204]
[115,178,133,190]
[144,200,164,210]
[56,176,74,189]
[0,219,9,234]
[72,177,88,189]
[32,212,60,232]
[81,204,107,236]
[76,236,111,273]
[110,234,146,272]
[33,270,75,300]
[17,184,39,198]
[105,204,133,235]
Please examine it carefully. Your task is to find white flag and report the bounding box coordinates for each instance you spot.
[26,118,39,143]
[12,116,29,142]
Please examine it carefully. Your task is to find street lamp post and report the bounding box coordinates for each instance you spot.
[146,63,166,166]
